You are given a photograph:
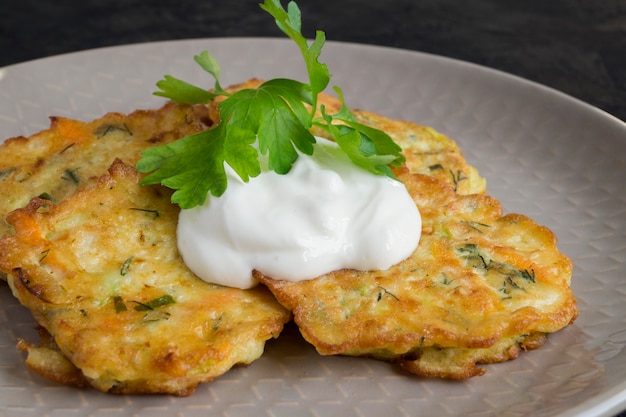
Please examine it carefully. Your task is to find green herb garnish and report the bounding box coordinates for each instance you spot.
[0,167,16,179]
[133,294,176,311]
[129,207,160,217]
[112,295,128,313]
[136,0,404,209]
[61,168,80,185]
[120,256,134,276]
[95,123,133,138]
[59,143,75,154]
[376,286,400,302]
[456,243,536,297]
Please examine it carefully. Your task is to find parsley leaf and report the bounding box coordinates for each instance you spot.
[259,0,330,98]
[139,123,259,208]
[219,78,316,174]
[153,51,226,104]
[137,0,405,209]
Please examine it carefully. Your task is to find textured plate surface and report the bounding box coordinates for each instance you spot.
[0,38,625,417]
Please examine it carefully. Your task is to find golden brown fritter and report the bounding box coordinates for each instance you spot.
[349,109,485,195]
[0,77,572,387]
[0,103,212,242]
[210,78,486,195]
[0,160,290,395]
[256,168,577,379]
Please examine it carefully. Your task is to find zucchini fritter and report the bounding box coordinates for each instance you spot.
[0,78,571,387]
[0,160,291,395]
[256,168,577,379]
[349,109,486,195]
[0,103,212,242]
[210,79,486,195]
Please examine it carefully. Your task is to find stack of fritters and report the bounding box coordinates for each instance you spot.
[0,103,211,244]
[0,160,290,395]
[221,79,577,378]
[0,102,292,395]
[256,168,577,378]
[0,79,577,394]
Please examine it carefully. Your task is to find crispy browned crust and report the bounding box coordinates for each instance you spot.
[210,78,486,195]
[16,326,91,389]
[0,103,212,242]
[256,169,577,379]
[0,78,574,385]
[395,332,549,379]
[0,160,290,395]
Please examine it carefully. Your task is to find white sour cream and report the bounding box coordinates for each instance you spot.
[177,137,421,289]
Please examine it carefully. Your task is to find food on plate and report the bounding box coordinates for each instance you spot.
[0,88,493,392]
[0,0,577,394]
[138,2,410,210]
[256,168,577,378]
[175,134,423,289]
[0,160,290,395]
[348,108,486,195]
[0,103,212,251]
[209,78,486,196]
[138,1,575,380]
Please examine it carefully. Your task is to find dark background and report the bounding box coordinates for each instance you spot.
[1,0,625,415]
[1,0,625,122]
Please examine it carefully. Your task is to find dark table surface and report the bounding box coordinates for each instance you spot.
[2,0,625,123]
[1,0,625,415]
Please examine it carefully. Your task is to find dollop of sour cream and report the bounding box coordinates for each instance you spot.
[177,137,421,289]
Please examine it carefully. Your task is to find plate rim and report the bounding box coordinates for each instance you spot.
[0,36,625,417]
[2,36,624,129]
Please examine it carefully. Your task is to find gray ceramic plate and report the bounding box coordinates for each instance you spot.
[0,38,625,417]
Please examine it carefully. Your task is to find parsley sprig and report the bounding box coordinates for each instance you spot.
[137,0,405,209]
